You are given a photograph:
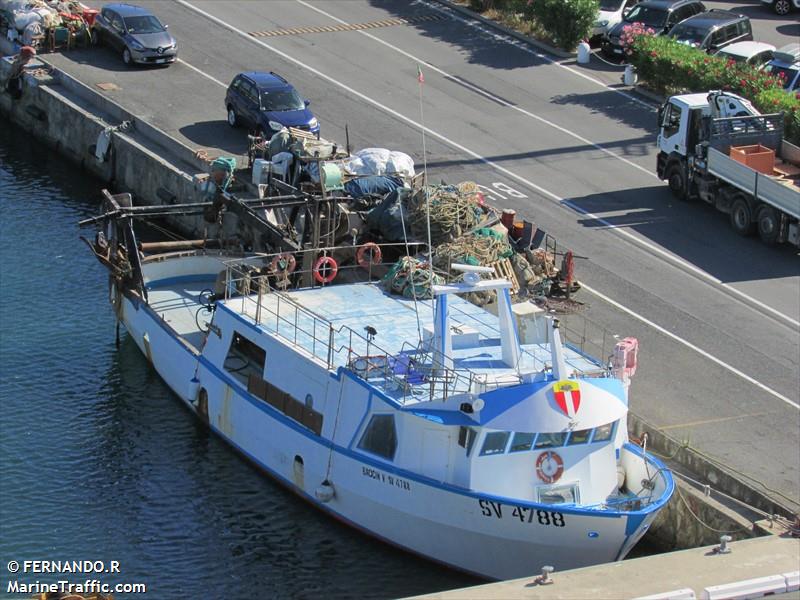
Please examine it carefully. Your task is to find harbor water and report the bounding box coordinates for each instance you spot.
[0,119,479,599]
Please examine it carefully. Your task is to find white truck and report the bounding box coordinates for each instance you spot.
[656,91,800,246]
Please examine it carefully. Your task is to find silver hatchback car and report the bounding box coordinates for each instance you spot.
[92,3,177,66]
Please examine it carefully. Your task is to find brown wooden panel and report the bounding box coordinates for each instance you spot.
[285,397,304,423]
[303,408,323,436]
[265,382,286,412]
[247,374,268,401]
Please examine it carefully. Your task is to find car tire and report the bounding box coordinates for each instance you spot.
[773,0,791,14]
[756,205,780,245]
[226,106,237,128]
[729,196,755,236]
[666,162,689,201]
[122,47,132,65]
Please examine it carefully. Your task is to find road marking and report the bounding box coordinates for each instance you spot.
[582,282,800,410]
[297,0,657,181]
[417,0,656,110]
[177,58,227,87]
[294,0,799,330]
[249,13,445,37]
[175,0,800,408]
[659,412,770,431]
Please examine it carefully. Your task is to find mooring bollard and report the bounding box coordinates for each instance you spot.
[536,565,555,585]
[577,41,591,64]
[623,64,637,86]
[717,535,732,554]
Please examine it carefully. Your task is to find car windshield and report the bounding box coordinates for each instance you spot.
[599,0,625,10]
[669,24,708,45]
[124,15,164,34]
[764,64,799,89]
[261,89,304,111]
[623,5,667,27]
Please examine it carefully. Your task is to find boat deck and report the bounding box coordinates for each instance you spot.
[147,280,215,351]
[232,283,604,400]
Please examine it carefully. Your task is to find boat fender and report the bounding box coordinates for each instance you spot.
[616,465,626,490]
[270,252,297,274]
[188,377,200,405]
[356,242,382,269]
[315,480,336,503]
[313,256,338,284]
[535,451,564,484]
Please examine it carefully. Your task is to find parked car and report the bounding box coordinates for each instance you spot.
[91,3,177,66]
[602,0,706,57]
[714,41,775,67]
[763,44,800,92]
[760,0,798,15]
[225,72,319,137]
[593,0,639,38]
[667,10,752,53]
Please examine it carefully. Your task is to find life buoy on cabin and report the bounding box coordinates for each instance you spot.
[535,451,564,484]
[313,255,338,284]
[356,243,382,269]
[270,252,297,274]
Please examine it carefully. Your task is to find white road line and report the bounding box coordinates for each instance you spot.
[175,0,800,408]
[582,283,800,410]
[296,0,798,330]
[418,0,657,110]
[177,58,228,87]
[297,0,658,181]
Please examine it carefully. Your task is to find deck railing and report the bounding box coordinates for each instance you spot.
[220,253,616,402]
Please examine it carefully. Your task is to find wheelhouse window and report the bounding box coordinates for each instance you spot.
[458,426,477,456]
[567,429,592,445]
[537,483,580,505]
[591,421,617,443]
[224,331,266,382]
[509,432,536,453]
[479,431,510,456]
[357,415,398,460]
[534,432,567,449]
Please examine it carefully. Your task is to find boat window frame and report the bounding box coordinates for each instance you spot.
[534,432,568,449]
[566,428,592,446]
[458,426,478,457]
[479,431,511,456]
[357,414,398,461]
[224,330,267,378]
[590,420,618,443]
[509,431,537,453]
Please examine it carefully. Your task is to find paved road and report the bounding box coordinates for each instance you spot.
[43,0,800,510]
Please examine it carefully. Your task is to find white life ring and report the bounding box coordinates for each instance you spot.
[536,451,564,484]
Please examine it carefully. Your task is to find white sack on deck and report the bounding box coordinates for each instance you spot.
[342,148,415,178]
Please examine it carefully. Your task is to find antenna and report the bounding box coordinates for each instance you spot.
[416,64,434,312]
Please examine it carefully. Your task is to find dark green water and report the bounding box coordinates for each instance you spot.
[0,119,478,599]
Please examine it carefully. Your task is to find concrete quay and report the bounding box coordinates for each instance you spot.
[409,534,800,600]
[1,0,797,550]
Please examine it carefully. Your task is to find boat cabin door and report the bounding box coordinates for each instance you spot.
[421,429,451,483]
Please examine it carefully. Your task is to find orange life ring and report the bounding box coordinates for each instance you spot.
[313,255,338,284]
[356,242,382,269]
[535,451,564,484]
[270,252,297,274]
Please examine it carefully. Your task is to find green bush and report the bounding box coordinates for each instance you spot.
[629,35,800,145]
[523,0,599,51]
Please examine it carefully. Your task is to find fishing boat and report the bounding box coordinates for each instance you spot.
[83,193,673,581]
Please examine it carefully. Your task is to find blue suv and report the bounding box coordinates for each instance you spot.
[225,72,319,136]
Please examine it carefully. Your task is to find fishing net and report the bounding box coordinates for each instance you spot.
[408,182,485,244]
[432,227,512,271]
[382,256,444,300]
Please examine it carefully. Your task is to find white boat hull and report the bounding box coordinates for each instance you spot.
[118,293,669,581]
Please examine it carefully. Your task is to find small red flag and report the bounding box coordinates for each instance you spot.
[417,65,424,84]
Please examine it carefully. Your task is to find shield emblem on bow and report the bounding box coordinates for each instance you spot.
[553,380,581,417]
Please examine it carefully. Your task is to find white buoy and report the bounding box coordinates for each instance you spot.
[576,41,591,64]
[315,481,335,503]
[623,64,637,86]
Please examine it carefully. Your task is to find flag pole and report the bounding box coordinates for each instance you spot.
[417,65,434,310]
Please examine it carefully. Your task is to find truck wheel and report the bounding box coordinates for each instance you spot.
[773,0,791,15]
[730,197,755,236]
[756,205,780,245]
[666,163,688,201]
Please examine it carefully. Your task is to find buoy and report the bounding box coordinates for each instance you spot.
[577,41,591,64]
[313,255,338,284]
[535,451,564,484]
[315,480,335,502]
[270,252,297,274]
[356,242,382,269]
